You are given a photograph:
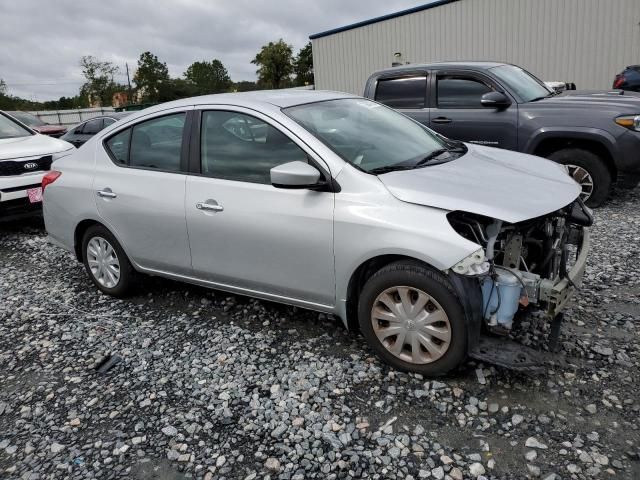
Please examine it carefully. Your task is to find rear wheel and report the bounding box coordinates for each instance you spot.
[358,261,467,376]
[548,148,611,207]
[82,225,136,297]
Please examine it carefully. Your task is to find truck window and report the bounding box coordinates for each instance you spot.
[437,75,493,108]
[375,76,427,109]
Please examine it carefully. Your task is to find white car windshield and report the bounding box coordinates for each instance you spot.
[0,113,33,139]
[284,98,466,174]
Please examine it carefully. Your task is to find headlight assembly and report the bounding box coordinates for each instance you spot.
[615,115,640,132]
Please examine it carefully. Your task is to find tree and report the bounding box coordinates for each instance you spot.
[134,51,170,102]
[184,59,231,94]
[157,78,199,102]
[80,55,119,107]
[251,39,294,89]
[232,80,259,92]
[293,42,314,86]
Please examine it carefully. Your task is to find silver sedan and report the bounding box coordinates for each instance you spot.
[42,90,590,375]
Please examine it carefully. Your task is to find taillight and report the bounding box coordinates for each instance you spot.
[613,75,625,89]
[42,170,62,192]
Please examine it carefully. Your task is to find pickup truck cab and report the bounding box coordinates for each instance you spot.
[364,62,640,206]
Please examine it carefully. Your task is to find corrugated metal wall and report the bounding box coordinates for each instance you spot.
[312,0,640,94]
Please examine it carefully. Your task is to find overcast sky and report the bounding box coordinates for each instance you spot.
[0,0,426,101]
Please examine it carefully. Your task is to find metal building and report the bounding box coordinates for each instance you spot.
[310,0,640,94]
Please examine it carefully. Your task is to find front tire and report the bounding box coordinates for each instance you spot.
[548,148,611,207]
[82,225,136,297]
[358,261,468,376]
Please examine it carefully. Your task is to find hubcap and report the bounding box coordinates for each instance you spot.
[371,286,452,365]
[564,164,594,202]
[87,237,120,288]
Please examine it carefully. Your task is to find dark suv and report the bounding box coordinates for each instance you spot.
[364,62,640,206]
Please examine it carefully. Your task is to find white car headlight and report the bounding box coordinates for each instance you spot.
[52,147,74,162]
[452,248,490,275]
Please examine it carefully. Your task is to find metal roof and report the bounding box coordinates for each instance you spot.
[309,0,461,40]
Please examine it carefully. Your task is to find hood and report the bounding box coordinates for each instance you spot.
[0,134,73,161]
[533,89,640,111]
[35,125,67,134]
[378,144,580,223]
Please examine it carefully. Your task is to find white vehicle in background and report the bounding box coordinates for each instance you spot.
[0,111,73,221]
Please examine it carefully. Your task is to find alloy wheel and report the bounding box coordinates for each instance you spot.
[564,164,594,202]
[86,236,121,288]
[370,286,452,364]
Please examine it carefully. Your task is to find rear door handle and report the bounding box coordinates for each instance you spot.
[196,201,224,212]
[432,117,452,124]
[97,189,117,198]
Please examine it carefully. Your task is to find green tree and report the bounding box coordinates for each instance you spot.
[134,51,170,102]
[232,80,259,92]
[157,78,199,102]
[251,39,294,89]
[293,42,314,86]
[184,59,231,94]
[80,55,119,106]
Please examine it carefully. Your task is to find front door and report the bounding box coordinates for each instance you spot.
[94,109,192,274]
[429,71,518,150]
[185,108,335,307]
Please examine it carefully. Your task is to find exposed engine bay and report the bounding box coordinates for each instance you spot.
[448,199,593,335]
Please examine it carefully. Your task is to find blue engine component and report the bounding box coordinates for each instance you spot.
[481,270,522,329]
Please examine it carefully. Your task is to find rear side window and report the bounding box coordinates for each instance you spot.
[200,111,308,184]
[437,75,493,108]
[83,118,104,135]
[375,76,427,109]
[104,113,186,172]
[105,129,130,165]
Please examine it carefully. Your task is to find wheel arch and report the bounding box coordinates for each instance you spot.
[526,129,619,181]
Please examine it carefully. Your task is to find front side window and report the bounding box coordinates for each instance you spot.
[200,111,308,184]
[104,113,185,171]
[490,65,552,102]
[0,112,32,139]
[284,98,466,175]
[375,76,427,109]
[437,75,493,108]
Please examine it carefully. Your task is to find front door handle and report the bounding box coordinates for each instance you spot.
[97,189,117,199]
[196,201,224,212]
[432,117,452,124]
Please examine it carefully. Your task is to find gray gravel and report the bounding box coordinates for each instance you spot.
[1,188,639,479]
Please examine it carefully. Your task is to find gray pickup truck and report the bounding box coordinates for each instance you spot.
[364,62,640,206]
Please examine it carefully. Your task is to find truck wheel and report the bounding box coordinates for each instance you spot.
[548,148,611,207]
[358,261,467,376]
[82,225,136,297]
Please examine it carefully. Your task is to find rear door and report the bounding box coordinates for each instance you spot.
[94,108,193,274]
[428,70,518,150]
[373,73,429,125]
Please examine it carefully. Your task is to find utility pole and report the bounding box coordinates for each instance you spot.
[125,63,132,104]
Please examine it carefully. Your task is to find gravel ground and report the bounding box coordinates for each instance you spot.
[1,189,639,480]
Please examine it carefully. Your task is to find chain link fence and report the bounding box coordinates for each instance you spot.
[28,107,116,128]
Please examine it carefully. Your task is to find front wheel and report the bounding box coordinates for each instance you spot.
[548,148,612,207]
[358,262,468,376]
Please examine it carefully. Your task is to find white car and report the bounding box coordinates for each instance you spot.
[0,111,73,221]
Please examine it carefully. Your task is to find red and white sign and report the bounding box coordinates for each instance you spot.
[27,187,43,204]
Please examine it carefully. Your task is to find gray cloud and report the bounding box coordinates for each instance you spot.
[0,0,424,101]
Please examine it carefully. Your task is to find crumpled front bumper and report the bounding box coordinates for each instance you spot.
[539,229,590,316]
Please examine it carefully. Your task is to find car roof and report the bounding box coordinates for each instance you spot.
[371,61,510,77]
[132,89,357,117]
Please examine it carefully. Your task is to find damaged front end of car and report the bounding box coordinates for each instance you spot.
[446,199,593,370]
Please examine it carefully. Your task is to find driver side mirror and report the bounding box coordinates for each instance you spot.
[271,161,324,189]
[481,92,512,109]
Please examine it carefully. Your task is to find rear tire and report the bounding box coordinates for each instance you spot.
[548,148,611,207]
[358,261,467,376]
[82,225,136,297]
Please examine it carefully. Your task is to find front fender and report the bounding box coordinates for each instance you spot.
[523,127,620,160]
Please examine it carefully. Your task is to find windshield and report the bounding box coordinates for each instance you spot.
[0,113,33,139]
[490,65,552,102]
[284,98,465,174]
[9,111,47,127]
